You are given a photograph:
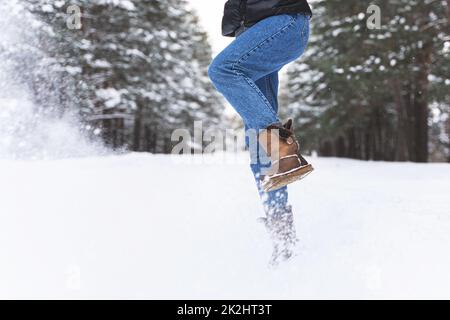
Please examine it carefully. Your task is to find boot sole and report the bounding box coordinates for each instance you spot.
[262,164,314,192]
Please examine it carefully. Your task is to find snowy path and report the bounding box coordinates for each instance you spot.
[0,154,449,299]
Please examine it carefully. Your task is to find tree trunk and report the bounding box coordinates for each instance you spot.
[133,104,143,151]
[446,0,450,162]
[413,43,433,162]
[319,140,333,157]
[335,136,346,158]
[391,78,409,161]
[405,83,417,161]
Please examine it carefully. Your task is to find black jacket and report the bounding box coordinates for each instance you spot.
[222,0,312,37]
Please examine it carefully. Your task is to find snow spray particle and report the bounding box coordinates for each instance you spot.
[0,1,105,160]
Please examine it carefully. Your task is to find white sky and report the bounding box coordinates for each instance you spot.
[187,0,232,56]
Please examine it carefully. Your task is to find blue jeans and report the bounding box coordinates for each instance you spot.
[208,13,310,214]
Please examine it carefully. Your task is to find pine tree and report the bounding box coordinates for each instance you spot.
[283,0,450,162]
[24,0,223,152]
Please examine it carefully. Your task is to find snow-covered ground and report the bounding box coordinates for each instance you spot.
[0,153,449,299]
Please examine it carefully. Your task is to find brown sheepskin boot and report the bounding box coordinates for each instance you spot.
[258,119,313,192]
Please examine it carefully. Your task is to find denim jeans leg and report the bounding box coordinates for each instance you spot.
[209,13,310,214]
[255,71,279,114]
[208,14,309,130]
[252,72,289,213]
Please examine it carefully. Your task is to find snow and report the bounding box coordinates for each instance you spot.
[97,0,136,11]
[0,1,104,161]
[95,88,122,109]
[0,96,100,160]
[0,153,449,299]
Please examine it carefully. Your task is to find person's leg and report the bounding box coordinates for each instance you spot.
[209,13,310,264]
[251,72,289,214]
[208,13,309,130]
[209,13,309,211]
[255,72,279,113]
